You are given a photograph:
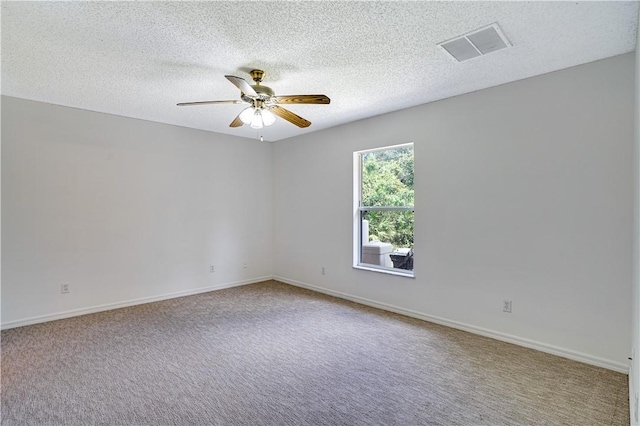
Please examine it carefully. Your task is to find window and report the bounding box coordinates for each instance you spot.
[354,143,414,276]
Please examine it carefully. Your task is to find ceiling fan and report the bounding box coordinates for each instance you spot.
[177,69,330,129]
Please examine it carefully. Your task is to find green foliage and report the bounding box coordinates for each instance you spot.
[364,210,414,249]
[362,146,414,249]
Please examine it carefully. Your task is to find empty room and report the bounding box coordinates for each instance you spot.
[2,1,640,425]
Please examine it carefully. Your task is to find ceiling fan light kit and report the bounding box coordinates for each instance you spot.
[241,107,276,129]
[239,107,256,125]
[178,69,330,130]
[260,108,276,126]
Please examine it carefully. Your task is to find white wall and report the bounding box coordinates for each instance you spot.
[1,53,634,376]
[273,53,635,371]
[630,11,640,424]
[1,96,273,326]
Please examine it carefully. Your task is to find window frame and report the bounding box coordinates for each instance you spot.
[353,142,414,278]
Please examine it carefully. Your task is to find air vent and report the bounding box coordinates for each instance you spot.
[438,23,511,63]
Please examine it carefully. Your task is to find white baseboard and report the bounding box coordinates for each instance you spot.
[3,274,629,374]
[274,275,629,374]
[0,276,273,330]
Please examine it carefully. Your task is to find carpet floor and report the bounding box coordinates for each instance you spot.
[1,280,629,425]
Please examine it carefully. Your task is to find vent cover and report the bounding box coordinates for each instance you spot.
[438,23,511,63]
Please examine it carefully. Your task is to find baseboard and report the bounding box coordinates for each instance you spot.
[274,275,629,374]
[4,274,629,374]
[0,276,273,330]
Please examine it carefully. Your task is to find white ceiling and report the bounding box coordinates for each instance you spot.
[1,1,638,142]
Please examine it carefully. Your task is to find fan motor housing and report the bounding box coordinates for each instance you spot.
[253,85,274,97]
[242,85,274,103]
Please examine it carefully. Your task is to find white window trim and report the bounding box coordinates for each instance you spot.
[353,143,414,278]
[353,264,415,278]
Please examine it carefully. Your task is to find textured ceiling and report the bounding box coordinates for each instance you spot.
[1,1,638,142]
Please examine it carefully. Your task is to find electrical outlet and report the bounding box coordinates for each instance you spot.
[322,266,325,275]
[242,260,248,269]
[61,283,70,294]
[209,265,215,273]
[503,300,512,313]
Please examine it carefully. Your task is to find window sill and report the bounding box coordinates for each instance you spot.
[353,264,414,278]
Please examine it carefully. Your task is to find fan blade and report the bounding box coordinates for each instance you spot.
[225,75,258,98]
[177,100,244,106]
[273,95,330,105]
[270,106,311,128]
[229,114,244,127]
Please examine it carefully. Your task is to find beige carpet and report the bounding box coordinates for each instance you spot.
[1,280,629,425]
